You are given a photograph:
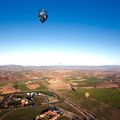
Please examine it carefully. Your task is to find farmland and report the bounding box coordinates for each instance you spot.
[1,107,49,120]
[62,88,120,109]
[60,88,120,120]
[0,67,120,119]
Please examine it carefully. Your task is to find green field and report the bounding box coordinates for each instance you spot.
[60,88,120,120]
[2,107,49,120]
[65,77,102,87]
[0,83,8,87]
[0,110,10,118]
[18,84,29,92]
[88,88,120,109]
[63,88,120,109]
[84,77,102,86]
[36,82,48,91]
[58,116,69,120]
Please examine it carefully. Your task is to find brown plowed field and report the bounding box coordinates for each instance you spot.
[1,85,17,94]
[48,79,71,90]
[26,83,40,89]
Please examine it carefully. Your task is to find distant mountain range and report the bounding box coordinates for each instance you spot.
[0,65,120,71]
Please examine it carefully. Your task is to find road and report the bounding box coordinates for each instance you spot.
[51,89,97,120]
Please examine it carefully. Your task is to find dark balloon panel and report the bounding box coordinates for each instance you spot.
[38,9,48,23]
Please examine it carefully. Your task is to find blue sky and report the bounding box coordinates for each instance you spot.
[0,0,120,65]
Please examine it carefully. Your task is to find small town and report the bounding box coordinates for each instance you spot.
[0,89,81,120]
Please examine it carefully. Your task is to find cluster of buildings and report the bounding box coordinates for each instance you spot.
[48,96,60,104]
[0,91,60,109]
[35,107,63,120]
[0,93,35,109]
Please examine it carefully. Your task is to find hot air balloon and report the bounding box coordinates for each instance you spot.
[38,9,48,23]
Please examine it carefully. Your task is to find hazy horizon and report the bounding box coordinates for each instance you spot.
[0,64,120,67]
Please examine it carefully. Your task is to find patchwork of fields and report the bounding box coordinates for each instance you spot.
[60,88,120,120]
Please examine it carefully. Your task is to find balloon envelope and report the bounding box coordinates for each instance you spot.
[38,9,48,23]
